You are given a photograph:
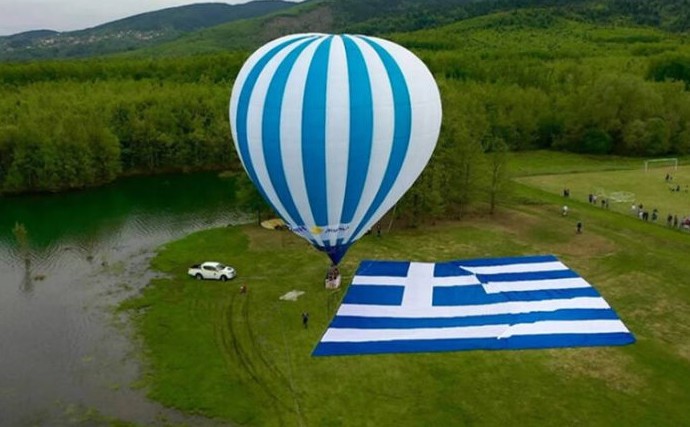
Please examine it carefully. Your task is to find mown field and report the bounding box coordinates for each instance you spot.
[121,152,690,426]
[517,164,690,220]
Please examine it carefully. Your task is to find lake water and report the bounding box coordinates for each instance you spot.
[0,172,249,426]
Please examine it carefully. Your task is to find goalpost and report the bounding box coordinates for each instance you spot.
[644,158,678,173]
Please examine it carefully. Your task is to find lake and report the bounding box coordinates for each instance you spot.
[0,172,249,426]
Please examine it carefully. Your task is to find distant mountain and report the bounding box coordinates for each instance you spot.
[139,0,690,57]
[0,1,298,61]
[3,0,690,61]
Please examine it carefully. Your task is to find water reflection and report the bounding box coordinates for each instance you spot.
[0,172,246,426]
[20,258,33,295]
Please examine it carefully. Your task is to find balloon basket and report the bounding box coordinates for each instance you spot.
[325,274,341,289]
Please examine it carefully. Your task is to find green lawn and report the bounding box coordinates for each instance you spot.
[517,164,690,219]
[122,153,690,426]
[507,151,653,176]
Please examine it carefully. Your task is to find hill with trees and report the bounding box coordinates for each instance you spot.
[4,0,690,61]
[134,0,690,57]
[2,1,690,225]
[3,8,690,209]
[0,1,297,61]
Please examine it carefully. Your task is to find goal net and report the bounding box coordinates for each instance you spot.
[608,191,635,203]
[644,158,678,173]
[592,187,635,203]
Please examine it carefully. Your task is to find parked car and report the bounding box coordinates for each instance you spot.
[188,262,236,281]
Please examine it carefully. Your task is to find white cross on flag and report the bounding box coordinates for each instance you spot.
[313,255,635,356]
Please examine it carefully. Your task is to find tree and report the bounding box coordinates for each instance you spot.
[234,173,272,225]
[483,136,510,214]
[439,119,486,217]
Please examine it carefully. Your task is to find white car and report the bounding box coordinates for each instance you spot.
[188,262,236,281]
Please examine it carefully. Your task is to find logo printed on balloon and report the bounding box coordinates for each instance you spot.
[229,33,442,264]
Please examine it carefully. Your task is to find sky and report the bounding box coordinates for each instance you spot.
[0,0,301,36]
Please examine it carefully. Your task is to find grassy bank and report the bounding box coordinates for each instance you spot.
[122,163,690,425]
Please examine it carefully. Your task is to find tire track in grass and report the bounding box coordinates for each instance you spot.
[243,298,306,426]
[239,291,307,426]
[242,295,292,389]
[217,293,288,424]
[216,290,294,423]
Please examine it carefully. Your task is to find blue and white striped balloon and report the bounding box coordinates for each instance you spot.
[229,33,442,264]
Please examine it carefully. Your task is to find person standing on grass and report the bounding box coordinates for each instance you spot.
[302,312,309,329]
[576,221,583,234]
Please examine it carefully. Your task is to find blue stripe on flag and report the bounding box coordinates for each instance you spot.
[356,260,410,277]
[458,255,558,267]
[349,36,413,242]
[340,36,373,225]
[433,286,600,306]
[302,37,332,230]
[262,38,319,229]
[342,285,404,305]
[434,262,474,277]
[476,269,579,283]
[312,333,636,356]
[329,309,620,329]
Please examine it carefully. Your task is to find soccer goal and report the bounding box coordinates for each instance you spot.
[608,191,635,203]
[644,158,678,173]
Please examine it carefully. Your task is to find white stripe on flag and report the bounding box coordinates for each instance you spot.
[482,277,591,294]
[400,262,435,309]
[460,261,567,275]
[352,274,480,287]
[351,275,405,286]
[433,276,482,287]
[320,320,630,343]
[336,297,612,318]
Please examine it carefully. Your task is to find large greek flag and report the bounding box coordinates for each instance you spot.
[313,255,635,356]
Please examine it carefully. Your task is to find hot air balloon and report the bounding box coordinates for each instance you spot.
[229,33,442,265]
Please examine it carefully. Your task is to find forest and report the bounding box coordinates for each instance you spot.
[2,8,690,225]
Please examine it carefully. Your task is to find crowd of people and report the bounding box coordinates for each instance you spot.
[619,201,689,230]
[561,175,689,233]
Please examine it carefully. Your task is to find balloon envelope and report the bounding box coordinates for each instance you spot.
[229,33,442,264]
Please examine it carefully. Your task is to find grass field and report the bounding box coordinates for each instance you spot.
[121,152,690,426]
[517,164,690,221]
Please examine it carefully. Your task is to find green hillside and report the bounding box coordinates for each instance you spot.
[142,0,690,57]
[0,1,298,61]
[130,0,330,56]
[4,0,690,61]
[4,9,690,195]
